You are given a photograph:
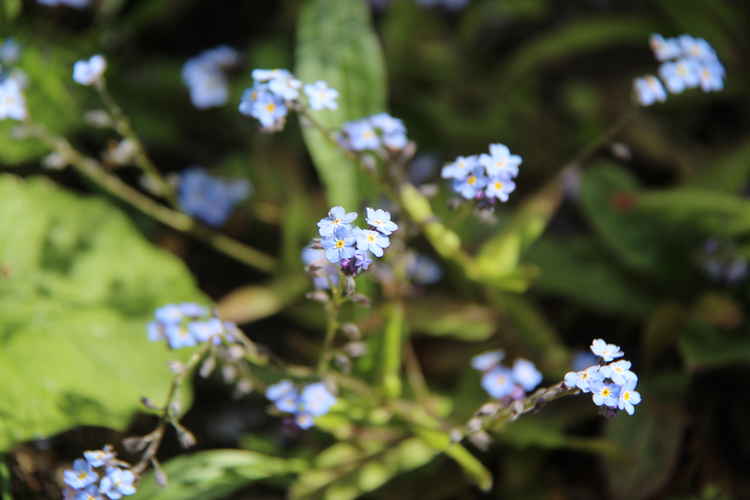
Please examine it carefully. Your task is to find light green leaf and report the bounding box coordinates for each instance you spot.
[133,450,301,500]
[290,438,437,500]
[413,428,492,492]
[1,0,21,21]
[0,175,205,450]
[408,296,496,342]
[296,0,386,208]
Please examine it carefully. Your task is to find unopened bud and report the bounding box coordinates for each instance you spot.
[176,427,197,448]
[234,379,253,397]
[122,435,150,453]
[468,431,491,451]
[306,290,329,303]
[168,360,185,375]
[344,341,367,358]
[450,429,464,443]
[222,365,237,383]
[341,323,361,340]
[42,152,67,170]
[350,294,371,307]
[227,345,245,361]
[199,356,216,378]
[151,458,167,487]
[84,109,112,128]
[344,277,356,296]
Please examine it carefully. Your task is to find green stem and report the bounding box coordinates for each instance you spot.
[27,125,277,273]
[317,283,342,374]
[95,80,177,206]
[381,301,404,398]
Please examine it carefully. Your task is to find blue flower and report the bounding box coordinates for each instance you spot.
[0,77,27,121]
[659,58,700,94]
[563,365,603,392]
[266,70,302,101]
[617,382,642,415]
[571,351,598,371]
[300,382,336,417]
[591,382,620,408]
[317,206,358,237]
[38,0,89,8]
[484,176,516,202]
[441,155,478,181]
[649,34,682,61]
[154,304,184,324]
[478,143,522,179]
[481,366,514,399]
[181,47,238,109]
[178,167,250,227]
[178,303,209,317]
[83,448,114,468]
[188,318,224,342]
[365,207,398,235]
[511,359,542,392]
[302,245,340,289]
[164,324,197,349]
[73,485,104,500]
[353,228,390,257]
[343,120,380,151]
[73,55,107,86]
[600,360,638,386]
[322,227,356,264]
[406,254,442,285]
[64,459,99,490]
[697,60,725,92]
[99,467,136,499]
[340,250,373,276]
[295,413,315,430]
[369,113,408,149]
[590,338,624,362]
[679,35,718,62]
[266,380,299,413]
[304,81,339,110]
[0,39,20,65]
[471,351,504,371]
[453,168,488,199]
[633,75,667,106]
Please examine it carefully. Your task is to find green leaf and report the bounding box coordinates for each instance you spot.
[0,175,205,450]
[133,450,301,500]
[1,0,21,21]
[472,179,563,291]
[688,141,750,194]
[413,428,492,492]
[216,276,309,325]
[295,0,386,208]
[408,296,496,342]
[526,236,655,317]
[381,302,405,398]
[496,416,615,455]
[0,45,81,164]
[580,164,676,274]
[290,438,437,500]
[679,320,750,371]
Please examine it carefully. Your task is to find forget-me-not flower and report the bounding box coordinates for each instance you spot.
[99,468,136,499]
[453,168,488,199]
[471,351,504,371]
[659,59,700,94]
[600,360,638,386]
[64,459,99,490]
[73,55,107,86]
[512,359,543,392]
[0,77,26,121]
[481,366,515,399]
[590,338,624,362]
[591,382,620,408]
[318,206,357,237]
[649,33,682,61]
[633,75,667,106]
[484,177,516,202]
[300,382,337,417]
[83,449,114,468]
[618,382,641,416]
[322,227,356,264]
[441,155,478,180]
[353,228,390,257]
[304,81,339,110]
[365,207,398,236]
[0,39,20,65]
[478,143,522,179]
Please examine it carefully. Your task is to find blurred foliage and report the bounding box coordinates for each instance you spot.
[3,0,750,499]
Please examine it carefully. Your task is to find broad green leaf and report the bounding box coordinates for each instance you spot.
[296,0,386,208]
[0,175,204,450]
[0,45,81,164]
[133,450,301,500]
[290,438,437,500]
[526,237,655,317]
[472,179,563,291]
[216,276,309,325]
[580,164,677,274]
[603,380,687,500]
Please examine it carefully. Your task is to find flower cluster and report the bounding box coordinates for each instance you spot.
[338,113,408,152]
[38,0,89,8]
[634,34,725,106]
[73,55,107,86]
[182,46,239,109]
[315,206,398,277]
[62,446,136,500]
[265,380,337,429]
[239,68,338,131]
[147,303,238,350]
[563,338,642,415]
[472,351,543,399]
[177,167,251,227]
[0,76,26,121]
[441,143,520,204]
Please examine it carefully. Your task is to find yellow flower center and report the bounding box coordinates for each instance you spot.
[265,103,276,113]
[333,218,341,225]
[623,391,631,401]
[335,240,345,249]
[494,158,507,169]
[467,176,477,186]
[78,472,88,480]
[494,181,503,190]
[367,234,375,242]
[600,388,611,397]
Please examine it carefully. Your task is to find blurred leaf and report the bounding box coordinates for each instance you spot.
[381,301,405,398]
[642,302,685,368]
[688,141,750,194]
[0,45,81,164]
[1,0,21,21]
[0,458,10,500]
[679,320,750,371]
[0,175,204,450]
[496,416,615,455]
[216,276,308,325]
[580,164,675,274]
[296,0,386,208]
[290,438,437,500]
[526,237,655,317]
[413,428,492,492]
[472,179,563,291]
[603,385,686,500]
[408,296,496,341]
[636,188,750,237]
[133,450,301,500]
[504,17,657,80]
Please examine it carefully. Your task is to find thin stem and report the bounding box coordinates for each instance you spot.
[561,109,637,172]
[26,124,277,273]
[317,283,342,374]
[95,80,178,206]
[132,342,212,475]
